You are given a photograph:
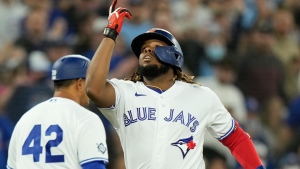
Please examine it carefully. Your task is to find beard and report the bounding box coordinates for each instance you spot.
[138,63,171,81]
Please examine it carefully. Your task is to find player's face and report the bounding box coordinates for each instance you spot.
[139,39,167,67]
[138,39,171,80]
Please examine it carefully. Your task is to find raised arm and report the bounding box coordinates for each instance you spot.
[85,0,131,108]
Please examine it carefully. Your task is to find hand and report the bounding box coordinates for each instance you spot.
[103,0,132,41]
[107,0,132,33]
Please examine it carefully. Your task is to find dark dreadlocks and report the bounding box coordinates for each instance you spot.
[125,68,201,86]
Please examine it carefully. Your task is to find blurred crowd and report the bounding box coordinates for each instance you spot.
[0,0,300,168]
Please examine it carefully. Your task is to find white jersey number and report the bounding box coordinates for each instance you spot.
[22,124,64,163]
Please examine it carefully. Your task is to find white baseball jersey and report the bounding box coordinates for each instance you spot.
[7,97,108,169]
[99,79,234,169]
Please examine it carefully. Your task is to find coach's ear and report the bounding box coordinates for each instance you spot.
[76,78,85,91]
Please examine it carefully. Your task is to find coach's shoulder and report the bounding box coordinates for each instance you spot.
[71,103,99,121]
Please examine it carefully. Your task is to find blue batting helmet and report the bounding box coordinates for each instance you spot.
[131,28,184,70]
[52,55,90,81]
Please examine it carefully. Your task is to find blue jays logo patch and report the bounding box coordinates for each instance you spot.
[97,143,106,154]
[171,136,196,159]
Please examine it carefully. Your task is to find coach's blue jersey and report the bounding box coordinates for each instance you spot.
[7,97,108,169]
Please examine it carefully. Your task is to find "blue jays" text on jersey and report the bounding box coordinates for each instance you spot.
[124,107,199,132]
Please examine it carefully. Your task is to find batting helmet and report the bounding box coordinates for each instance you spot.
[131,28,184,70]
[52,55,90,81]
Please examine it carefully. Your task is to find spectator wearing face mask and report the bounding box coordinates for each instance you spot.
[200,24,227,77]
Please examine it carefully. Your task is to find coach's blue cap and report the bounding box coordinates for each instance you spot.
[51,55,90,81]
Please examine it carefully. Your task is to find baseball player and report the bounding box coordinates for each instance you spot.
[7,55,108,169]
[85,0,264,168]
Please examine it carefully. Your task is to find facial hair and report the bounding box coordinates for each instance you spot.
[138,63,171,81]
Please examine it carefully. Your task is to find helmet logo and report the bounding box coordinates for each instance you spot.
[147,28,156,33]
[52,70,57,80]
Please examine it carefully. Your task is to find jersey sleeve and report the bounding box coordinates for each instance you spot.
[98,78,123,129]
[77,115,109,166]
[206,89,235,140]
